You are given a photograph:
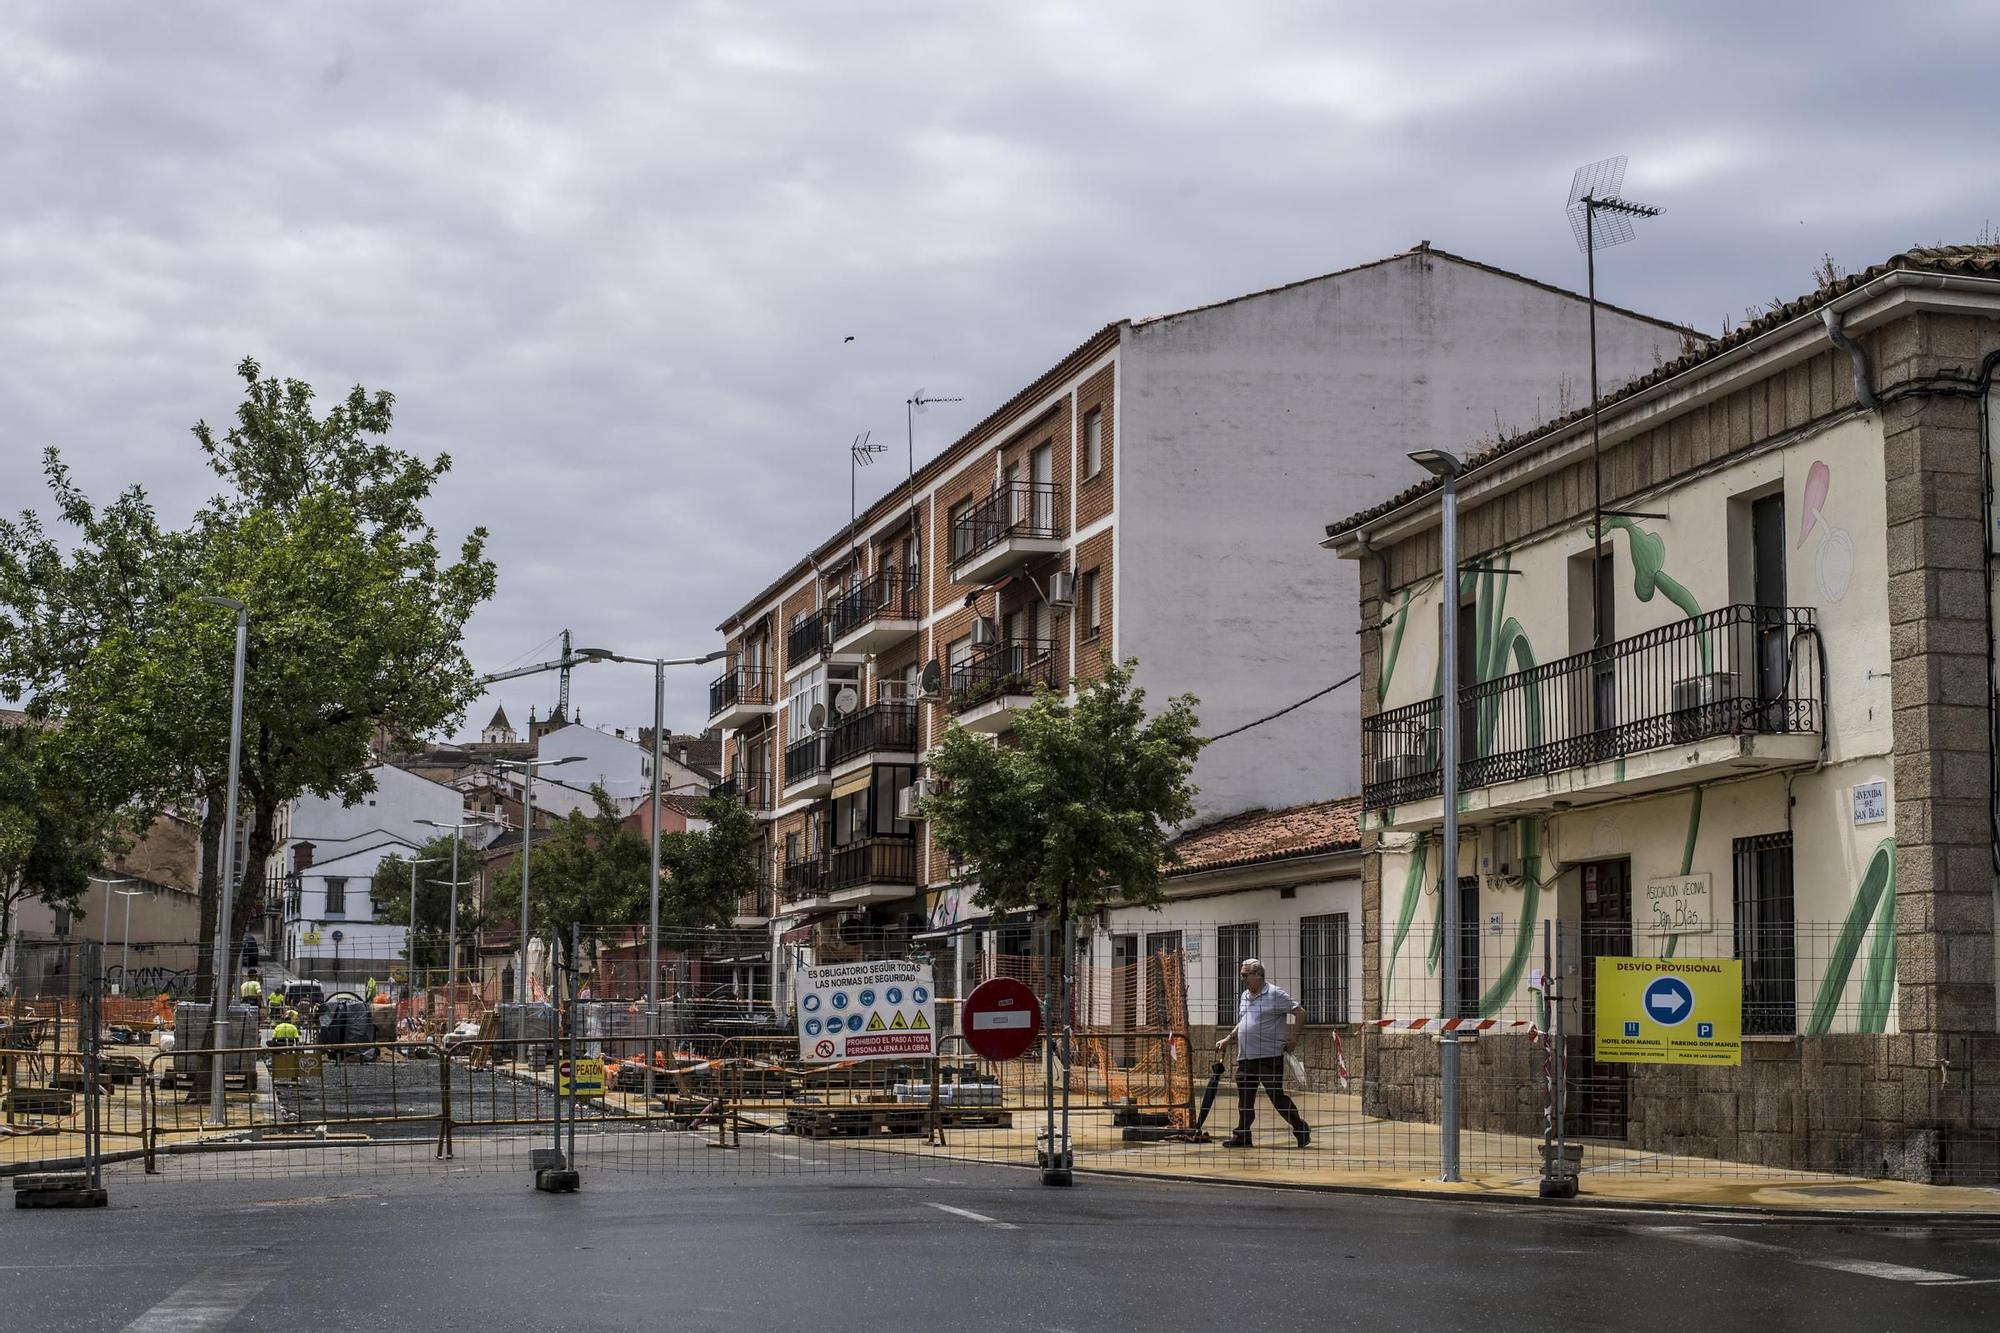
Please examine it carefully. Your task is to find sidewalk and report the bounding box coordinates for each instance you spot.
[867,1087,2000,1218]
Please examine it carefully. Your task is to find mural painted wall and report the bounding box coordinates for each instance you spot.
[1370,416,1897,1033]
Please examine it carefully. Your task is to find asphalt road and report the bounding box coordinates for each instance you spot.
[8,1149,2000,1332]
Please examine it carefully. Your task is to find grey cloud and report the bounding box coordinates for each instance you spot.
[5,0,1999,737]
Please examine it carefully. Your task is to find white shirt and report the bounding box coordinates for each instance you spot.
[1232,982,1300,1059]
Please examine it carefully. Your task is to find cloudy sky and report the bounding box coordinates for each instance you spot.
[5,2,1997,744]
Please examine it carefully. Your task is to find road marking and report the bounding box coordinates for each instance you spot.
[1801,1258,1977,1285]
[1641,1227,1976,1286]
[123,1274,274,1331]
[924,1201,1019,1230]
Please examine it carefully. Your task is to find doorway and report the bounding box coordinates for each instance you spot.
[1568,858,1632,1139]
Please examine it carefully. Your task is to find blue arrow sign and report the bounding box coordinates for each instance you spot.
[1643,975,1694,1027]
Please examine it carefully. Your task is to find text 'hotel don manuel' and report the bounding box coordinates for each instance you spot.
[707,244,1688,1017]
[1325,245,2000,1179]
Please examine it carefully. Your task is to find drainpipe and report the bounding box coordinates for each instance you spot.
[1821,307,1878,410]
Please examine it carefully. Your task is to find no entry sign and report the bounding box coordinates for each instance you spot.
[961,977,1042,1062]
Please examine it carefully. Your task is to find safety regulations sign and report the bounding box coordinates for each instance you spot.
[1594,957,1742,1066]
[798,959,936,1063]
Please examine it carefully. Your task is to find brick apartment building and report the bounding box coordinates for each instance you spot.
[1325,245,2000,1178]
[709,245,1688,1015]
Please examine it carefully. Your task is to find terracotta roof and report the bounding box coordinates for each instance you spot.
[1167,797,1362,876]
[1325,243,2000,541]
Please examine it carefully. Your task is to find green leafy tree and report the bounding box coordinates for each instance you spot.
[923,659,1204,924]
[370,835,488,978]
[0,358,497,998]
[491,788,651,973]
[659,792,762,929]
[0,721,128,962]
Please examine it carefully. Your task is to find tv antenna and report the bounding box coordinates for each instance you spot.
[1566,155,1662,655]
[848,430,886,568]
[907,388,963,535]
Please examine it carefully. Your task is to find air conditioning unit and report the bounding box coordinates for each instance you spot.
[1670,672,1739,743]
[897,778,934,820]
[1046,571,1075,607]
[970,616,997,647]
[1371,754,1428,789]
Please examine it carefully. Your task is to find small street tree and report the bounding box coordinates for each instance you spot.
[658,792,763,930]
[370,834,488,979]
[0,720,127,969]
[922,659,1204,926]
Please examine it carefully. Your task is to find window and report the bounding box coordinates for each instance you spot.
[1734,832,1796,1034]
[1083,408,1103,478]
[787,664,826,741]
[1216,923,1259,1025]
[784,831,802,865]
[1300,913,1350,1023]
[1444,877,1479,1018]
[324,877,347,916]
[1079,569,1101,641]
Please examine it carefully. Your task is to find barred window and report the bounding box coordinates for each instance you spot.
[1299,913,1350,1024]
[1216,923,1259,1025]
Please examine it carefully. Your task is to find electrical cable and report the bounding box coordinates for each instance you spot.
[1202,670,1360,743]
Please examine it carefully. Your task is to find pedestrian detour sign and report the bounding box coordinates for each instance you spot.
[1594,956,1742,1066]
[798,959,935,1063]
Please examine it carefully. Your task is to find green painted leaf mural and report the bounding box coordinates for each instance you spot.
[1807,838,1896,1036]
[1383,834,1429,1009]
[1379,590,1412,699]
[1479,817,1544,1017]
[1662,785,1704,960]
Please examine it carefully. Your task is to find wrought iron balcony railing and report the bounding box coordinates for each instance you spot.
[827,702,918,768]
[786,610,827,667]
[708,664,773,717]
[949,639,1060,713]
[712,770,773,811]
[1362,604,1821,809]
[828,569,921,641]
[949,481,1060,566]
[780,857,826,903]
[783,733,829,786]
[827,838,919,891]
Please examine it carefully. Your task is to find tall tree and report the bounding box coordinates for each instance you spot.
[0,358,497,997]
[923,659,1204,924]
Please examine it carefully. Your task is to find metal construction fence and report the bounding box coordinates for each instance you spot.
[5,919,1996,1194]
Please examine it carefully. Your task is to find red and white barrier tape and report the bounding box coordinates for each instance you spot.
[1369,1016,1540,1037]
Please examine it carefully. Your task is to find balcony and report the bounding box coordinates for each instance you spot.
[949,481,1064,584]
[829,570,922,656]
[949,639,1061,733]
[734,877,774,923]
[708,665,776,730]
[827,701,918,773]
[825,837,919,907]
[713,770,774,812]
[1362,605,1823,830]
[782,733,832,800]
[780,857,827,908]
[787,611,828,671]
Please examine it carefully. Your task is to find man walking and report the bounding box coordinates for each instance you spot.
[1214,958,1310,1148]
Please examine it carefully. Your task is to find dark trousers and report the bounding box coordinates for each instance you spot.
[1234,1055,1307,1136]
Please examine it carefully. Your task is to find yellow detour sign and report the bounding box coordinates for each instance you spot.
[557,1057,606,1098]
[1594,957,1742,1066]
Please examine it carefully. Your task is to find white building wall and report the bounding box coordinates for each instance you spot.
[1116,252,1689,820]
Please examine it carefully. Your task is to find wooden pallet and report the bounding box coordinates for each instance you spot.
[786,1106,930,1139]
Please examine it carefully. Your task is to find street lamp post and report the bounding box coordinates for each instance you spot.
[403,856,444,999]
[88,876,134,962]
[417,816,495,1029]
[198,594,249,1128]
[573,647,730,1098]
[1409,447,1464,1183]
[496,757,585,1010]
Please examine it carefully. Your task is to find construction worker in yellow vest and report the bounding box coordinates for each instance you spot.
[364,976,378,1001]
[239,973,263,1005]
[271,1011,302,1045]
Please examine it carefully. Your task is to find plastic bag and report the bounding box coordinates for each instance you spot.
[1284,1051,1308,1086]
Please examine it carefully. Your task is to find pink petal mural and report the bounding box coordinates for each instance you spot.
[1799,459,1830,546]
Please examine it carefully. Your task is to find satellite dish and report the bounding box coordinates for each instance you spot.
[919,660,943,696]
[808,702,827,731]
[833,685,859,716]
